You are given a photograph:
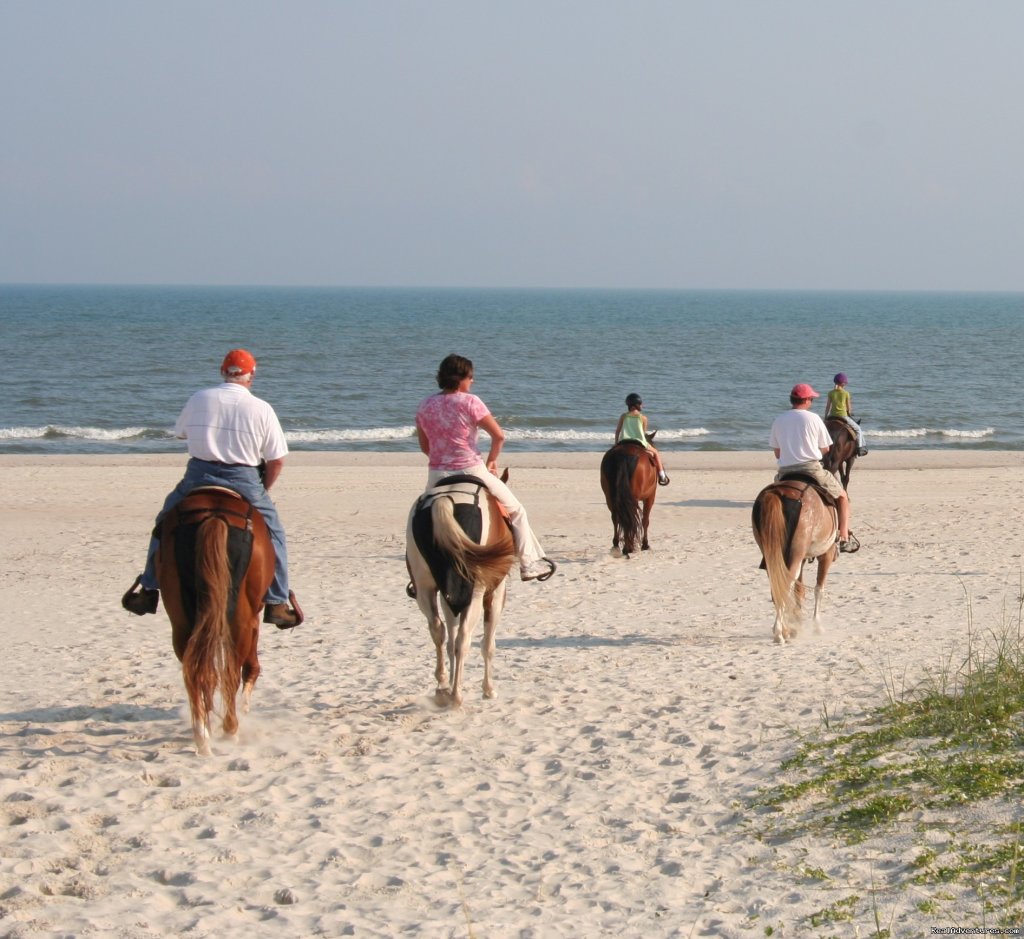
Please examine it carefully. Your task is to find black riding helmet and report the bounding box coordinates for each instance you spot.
[625,393,642,408]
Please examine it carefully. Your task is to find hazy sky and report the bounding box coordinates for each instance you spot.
[3,2,1023,290]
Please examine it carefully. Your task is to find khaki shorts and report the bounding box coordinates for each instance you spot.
[776,461,846,500]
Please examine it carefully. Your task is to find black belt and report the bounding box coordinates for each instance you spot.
[192,458,257,469]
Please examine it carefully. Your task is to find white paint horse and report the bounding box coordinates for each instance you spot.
[405,471,516,706]
[752,476,839,644]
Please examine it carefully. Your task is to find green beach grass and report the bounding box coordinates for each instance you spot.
[753,585,1024,936]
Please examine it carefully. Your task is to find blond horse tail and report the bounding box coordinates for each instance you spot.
[757,491,800,627]
[431,497,515,592]
[181,518,241,739]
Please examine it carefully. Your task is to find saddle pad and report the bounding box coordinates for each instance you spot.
[753,488,807,569]
[171,514,255,625]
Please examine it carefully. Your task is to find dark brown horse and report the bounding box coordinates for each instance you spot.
[600,439,659,557]
[157,487,275,754]
[406,471,516,706]
[752,477,838,644]
[823,418,859,490]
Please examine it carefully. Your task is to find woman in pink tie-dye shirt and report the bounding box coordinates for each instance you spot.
[416,354,556,582]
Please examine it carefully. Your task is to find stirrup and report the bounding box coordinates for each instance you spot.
[838,533,861,554]
[658,474,670,486]
[522,558,557,582]
[406,581,417,599]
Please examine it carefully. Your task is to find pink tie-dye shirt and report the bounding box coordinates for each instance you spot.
[416,392,491,470]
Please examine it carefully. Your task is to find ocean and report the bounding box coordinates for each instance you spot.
[1,284,1021,455]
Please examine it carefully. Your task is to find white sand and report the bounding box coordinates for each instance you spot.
[0,450,1021,937]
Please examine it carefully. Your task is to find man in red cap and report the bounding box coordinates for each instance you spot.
[122,349,303,627]
[769,383,855,552]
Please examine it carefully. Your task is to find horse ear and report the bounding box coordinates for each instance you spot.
[647,430,657,442]
[500,467,510,484]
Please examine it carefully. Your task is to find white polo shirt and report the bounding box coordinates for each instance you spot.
[174,382,289,466]
[769,408,831,466]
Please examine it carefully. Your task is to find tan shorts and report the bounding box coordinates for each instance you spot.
[777,461,846,500]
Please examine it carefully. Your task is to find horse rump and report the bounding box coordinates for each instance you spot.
[411,495,514,614]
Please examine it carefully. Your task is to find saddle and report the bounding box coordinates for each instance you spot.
[776,472,840,510]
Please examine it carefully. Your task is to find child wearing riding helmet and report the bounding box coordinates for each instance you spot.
[825,373,868,456]
[615,393,670,485]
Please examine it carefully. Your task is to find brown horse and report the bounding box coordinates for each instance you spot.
[752,477,839,644]
[406,471,516,706]
[156,487,275,755]
[823,418,859,490]
[600,439,658,556]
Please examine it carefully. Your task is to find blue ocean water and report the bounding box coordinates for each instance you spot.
[1,284,1021,454]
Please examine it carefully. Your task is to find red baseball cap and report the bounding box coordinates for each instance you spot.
[221,349,256,377]
[790,383,819,399]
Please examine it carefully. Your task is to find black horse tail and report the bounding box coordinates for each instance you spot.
[608,449,641,555]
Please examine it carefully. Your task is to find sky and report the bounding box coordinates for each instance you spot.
[2,1,1023,291]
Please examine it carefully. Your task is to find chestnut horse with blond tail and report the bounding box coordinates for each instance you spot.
[752,476,838,644]
[406,471,516,706]
[157,488,275,755]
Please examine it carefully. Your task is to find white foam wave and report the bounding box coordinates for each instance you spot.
[868,427,995,440]
[286,426,418,444]
[506,427,711,442]
[286,425,712,445]
[0,425,156,441]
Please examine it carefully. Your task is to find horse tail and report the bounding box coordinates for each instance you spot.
[181,517,241,739]
[755,489,799,625]
[611,452,641,554]
[431,496,515,592]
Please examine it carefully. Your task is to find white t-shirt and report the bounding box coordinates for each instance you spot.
[769,407,831,466]
[175,382,288,466]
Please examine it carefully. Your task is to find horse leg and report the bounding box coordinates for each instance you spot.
[480,581,507,700]
[641,498,653,550]
[843,454,855,490]
[237,615,261,715]
[788,561,808,642]
[773,561,805,645]
[772,604,788,645]
[416,590,449,695]
[812,551,833,634]
[449,592,483,707]
[195,729,212,758]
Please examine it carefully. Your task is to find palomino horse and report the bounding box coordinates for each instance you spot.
[823,418,859,490]
[600,437,659,556]
[406,471,516,706]
[752,476,839,644]
[156,487,275,755]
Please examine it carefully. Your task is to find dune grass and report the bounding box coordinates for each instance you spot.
[753,586,1024,935]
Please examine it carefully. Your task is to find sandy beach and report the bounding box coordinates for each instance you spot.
[1,449,1021,938]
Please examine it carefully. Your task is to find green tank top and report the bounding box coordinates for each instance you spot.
[827,388,850,418]
[619,413,650,448]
